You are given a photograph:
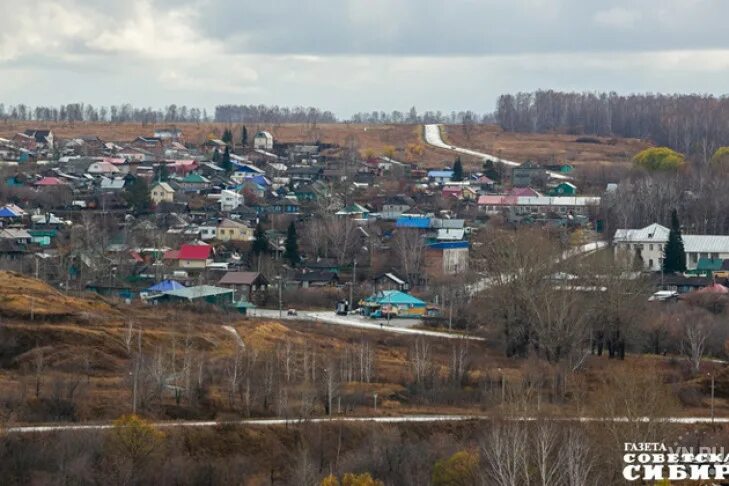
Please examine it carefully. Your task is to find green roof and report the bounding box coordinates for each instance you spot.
[697,258,724,271]
[181,173,209,183]
[364,290,425,306]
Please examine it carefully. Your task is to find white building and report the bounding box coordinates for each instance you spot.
[253,131,274,150]
[219,189,244,212]
[613,223,669,271]
[613,223,729,271]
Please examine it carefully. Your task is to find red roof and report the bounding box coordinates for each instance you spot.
[34,177,65,186]
[508,187,542,197]
[163,249,181,260]
[178,244,211,260]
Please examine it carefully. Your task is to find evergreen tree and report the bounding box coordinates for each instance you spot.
[212,148,220,163]
[222,128,233,145]
[241,126,248,146]
[123,176,151,213]
[221,146,232,172]
[252,222,268,255]
[452,157,464,181]
[483,159,502,182]
[283,221,300,267]
[155,163,169,182]
[663,209,686,273]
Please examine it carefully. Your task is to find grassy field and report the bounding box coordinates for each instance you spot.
[0,121,648,170]
[442,124,649,170]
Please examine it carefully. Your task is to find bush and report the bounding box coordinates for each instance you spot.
[632,147,685,171]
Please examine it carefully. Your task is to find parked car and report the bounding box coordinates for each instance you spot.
[287,308,297,316]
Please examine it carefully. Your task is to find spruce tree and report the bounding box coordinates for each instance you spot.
[283,221,300,267]
[221,146,232,173]
[663,209,686,273]
[241,126,248,146]
[212,148,220,163]
[452,157,464,181]
[252,222,267,255]
[222,128,233,145]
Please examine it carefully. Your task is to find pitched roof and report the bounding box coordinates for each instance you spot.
[161,285,233,300]
[178,244,212,260]
[153,182,174,192]
[367,290,425,306]
[218,272,267,286]
[683,235,729,254]
[146,280,185,292]
[613,223,670,243]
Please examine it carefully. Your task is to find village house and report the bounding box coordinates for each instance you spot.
[427,170,454,185]
[154,128,184,144]
[177,244,213,270]
[217,271,269,302]
[512,160,546,188]
[216,219,254,242]
[150,182,175,204]
[253,131,274,150]
[219,189,244,212]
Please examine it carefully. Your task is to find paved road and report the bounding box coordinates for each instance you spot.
[6,414,728,434]
[423,124,569,180]
[246,308,484,341]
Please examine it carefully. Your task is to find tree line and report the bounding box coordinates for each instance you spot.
[0,103,211,124]
[214,104,337,124]
[350,107,492,125]
[495,90,729,162]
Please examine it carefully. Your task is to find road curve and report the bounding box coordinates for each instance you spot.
[5,414,727,434]
[423,124,569,180]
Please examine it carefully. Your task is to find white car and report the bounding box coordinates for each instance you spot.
[648,290,678,302]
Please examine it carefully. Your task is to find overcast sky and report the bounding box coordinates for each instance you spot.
[2,0,729,117]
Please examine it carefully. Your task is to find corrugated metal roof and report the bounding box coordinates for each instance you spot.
[614,223,670,242]
[683,235,729,253]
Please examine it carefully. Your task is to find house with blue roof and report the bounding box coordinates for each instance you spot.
[428,170,454,185]
[361,290,427,318]
[395,215,431,229]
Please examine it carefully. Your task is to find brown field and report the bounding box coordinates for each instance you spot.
[0,121,648,170]
[442,124,650,169]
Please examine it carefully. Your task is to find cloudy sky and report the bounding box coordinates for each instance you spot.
[2,0,729,117]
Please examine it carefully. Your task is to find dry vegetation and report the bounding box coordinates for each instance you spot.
[0,271,723,428]
[0,120,648,170]
[442,124,650,169]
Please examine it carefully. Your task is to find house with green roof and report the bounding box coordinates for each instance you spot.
[335,203,370,219]
[361,290,426,318]
[177,173,211,192]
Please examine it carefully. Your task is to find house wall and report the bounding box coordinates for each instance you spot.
[614,241,664,271]
[179,259,207,269]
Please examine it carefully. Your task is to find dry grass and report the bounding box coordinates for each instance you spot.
[0,120,648,169]
[442,124,650,169]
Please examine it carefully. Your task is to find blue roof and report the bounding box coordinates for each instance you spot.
[396,216,431,228]
[366,290,426,306]
[0,207,19,218]
[428,170,454,178]
[146,280,185,292]
[428,241,469,249]
[248,175,269,186]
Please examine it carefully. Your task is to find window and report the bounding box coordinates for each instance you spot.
[649,259,653,268]
[649,244,653,251]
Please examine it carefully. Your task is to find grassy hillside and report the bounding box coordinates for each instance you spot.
[0,271,721,427]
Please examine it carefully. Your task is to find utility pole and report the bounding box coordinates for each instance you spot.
[278,276,283,318]
[349,259,357,311]
[710,371,715,427]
